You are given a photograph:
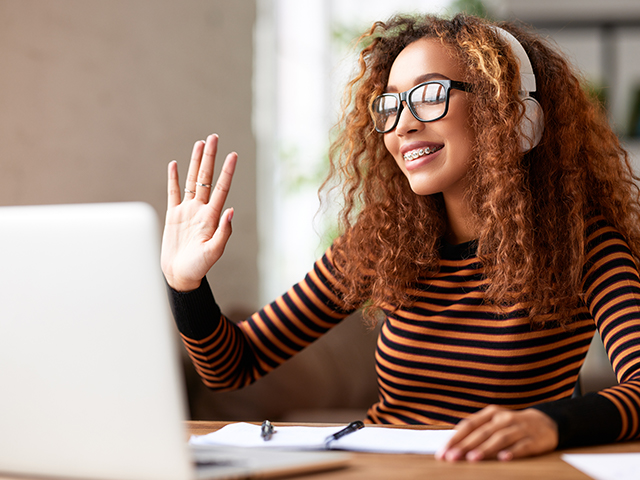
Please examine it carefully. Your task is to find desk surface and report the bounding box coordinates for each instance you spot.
[0,421,638,480]
[188,421,640,480]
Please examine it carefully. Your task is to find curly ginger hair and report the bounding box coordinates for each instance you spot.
[323,13,640,326]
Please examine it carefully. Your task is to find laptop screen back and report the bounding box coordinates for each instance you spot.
[0,202,193,480]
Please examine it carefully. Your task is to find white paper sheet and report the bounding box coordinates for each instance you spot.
[562,453,640,480]
[189,423,455,454]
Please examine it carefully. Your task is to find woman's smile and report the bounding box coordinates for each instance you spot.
[401,141,444,170]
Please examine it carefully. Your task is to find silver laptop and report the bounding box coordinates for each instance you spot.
[0,202,348,480]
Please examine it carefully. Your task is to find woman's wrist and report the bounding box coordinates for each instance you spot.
[165,275,202,293]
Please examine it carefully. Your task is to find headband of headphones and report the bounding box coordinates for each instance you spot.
[490,26,544,152]
[491,27,537,95]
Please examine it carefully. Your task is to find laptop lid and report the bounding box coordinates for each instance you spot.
[0,202,194,480]
[0,202,350,480]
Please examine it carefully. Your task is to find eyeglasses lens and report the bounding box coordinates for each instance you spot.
[410,83,446,120]
[372,95,399,133]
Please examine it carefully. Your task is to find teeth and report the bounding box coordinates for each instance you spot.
[403,146,438,161]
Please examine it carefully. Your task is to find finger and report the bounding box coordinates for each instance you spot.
[436,406,504,461]
[205,208,234,264]
[441,406,497,451]
[209,152,238,216]
[442,422,498,461]
[464,424,523,461]
[497,436,541,461]
[167,161,181,209]
[184,139,206,199]
[195,134,219,202]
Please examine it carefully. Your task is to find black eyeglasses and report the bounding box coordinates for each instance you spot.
[371,80,473,133]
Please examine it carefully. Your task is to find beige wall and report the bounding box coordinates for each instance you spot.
[0,0,259,312]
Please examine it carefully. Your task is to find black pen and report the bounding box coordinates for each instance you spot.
[324,420,364,446]
[261,420,275,441]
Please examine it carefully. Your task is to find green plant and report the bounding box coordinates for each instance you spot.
[449,0,492,18]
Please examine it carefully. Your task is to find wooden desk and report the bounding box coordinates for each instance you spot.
[1,421,638,479]
[188,420,640,479]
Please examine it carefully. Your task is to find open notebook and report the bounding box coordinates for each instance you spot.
[0,202,348,480]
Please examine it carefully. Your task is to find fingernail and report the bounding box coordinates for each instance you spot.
[498,451,513,461]
[227,209,234,223]
[466,450,483,462]
[445,448,462,462]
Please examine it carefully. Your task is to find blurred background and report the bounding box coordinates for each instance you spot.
[1,0,638,421]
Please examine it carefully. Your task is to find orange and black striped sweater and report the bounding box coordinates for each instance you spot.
[169,217,640,448]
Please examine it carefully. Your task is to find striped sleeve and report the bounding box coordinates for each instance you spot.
[585,219,640,441]
[535,217,640,447]
[168,248,355,391]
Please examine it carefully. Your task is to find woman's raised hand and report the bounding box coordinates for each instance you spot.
[161,134,237,292]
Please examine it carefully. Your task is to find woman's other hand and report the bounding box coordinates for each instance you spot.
[435,405,558,462]
[161,134,237,292]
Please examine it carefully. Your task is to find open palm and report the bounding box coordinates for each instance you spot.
[161,134,237,292]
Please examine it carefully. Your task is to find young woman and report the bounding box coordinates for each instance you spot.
[161,14,640,461]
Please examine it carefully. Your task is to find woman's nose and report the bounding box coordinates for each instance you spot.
[394,102,424,136]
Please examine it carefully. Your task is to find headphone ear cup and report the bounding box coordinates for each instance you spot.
[518,96,544,152]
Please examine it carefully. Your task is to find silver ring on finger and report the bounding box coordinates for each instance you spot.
[184,188,196,194]
[196,182,212,188]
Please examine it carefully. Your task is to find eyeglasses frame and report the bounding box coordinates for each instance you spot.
[371,79,473,133]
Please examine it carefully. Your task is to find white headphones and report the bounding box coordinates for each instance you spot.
[491,26,544,152]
